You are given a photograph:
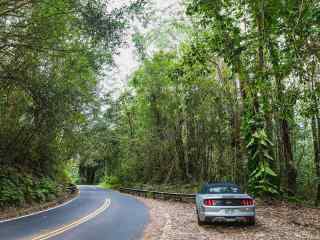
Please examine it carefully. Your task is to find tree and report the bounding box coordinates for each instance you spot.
[0,0,145,206]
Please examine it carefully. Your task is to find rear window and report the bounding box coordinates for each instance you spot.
[202,185,241,194]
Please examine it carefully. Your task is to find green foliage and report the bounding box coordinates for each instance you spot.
[72,0,320,206]
[4,0,317,206]
[80,0,313,204]
[184,0,320,203]
[65,160,80,184]
[0,0,145,206]
[96,41,244,186]
[100,176,121,189]
[0,168,65,208]
[247,129,279,197]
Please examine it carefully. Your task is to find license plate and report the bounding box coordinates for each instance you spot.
[225,217,237,222]
[225,209,234,215]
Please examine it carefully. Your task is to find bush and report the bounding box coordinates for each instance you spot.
[0,178,24,206]
[100,175,121,189]
[0,167,68,208]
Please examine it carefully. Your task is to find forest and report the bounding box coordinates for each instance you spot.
[1,0,320,209]
[0,0,143,208]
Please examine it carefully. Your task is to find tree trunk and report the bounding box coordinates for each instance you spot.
[275,75,296,195]
[308,61,320,206]
[183,119,192,180]
[231,107,244,184]
[175,119,186,181]
[316,116,320,206]
[311,116,320,206]
[268,39,297,195]
[281,118,297,195]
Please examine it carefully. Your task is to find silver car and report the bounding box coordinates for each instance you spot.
[196,183,256,225]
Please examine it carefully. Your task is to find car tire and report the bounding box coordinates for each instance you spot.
[248,217,256,226]
[197,215,205,226]
[197,211,205,226]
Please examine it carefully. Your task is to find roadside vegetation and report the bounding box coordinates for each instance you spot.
[0,0,143,209]
[0,167,67,208]
[84,0,320,207]
[1,0,320,212]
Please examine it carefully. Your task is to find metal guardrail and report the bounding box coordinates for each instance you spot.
[66,184,78,193]
[119,187,196,203]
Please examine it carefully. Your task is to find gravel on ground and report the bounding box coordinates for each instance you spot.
[138,197,320,240]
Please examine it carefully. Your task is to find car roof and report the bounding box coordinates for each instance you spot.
[204,182,240,188]
[199,182,243,194]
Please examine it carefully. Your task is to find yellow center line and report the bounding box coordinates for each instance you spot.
[30,198,111,240]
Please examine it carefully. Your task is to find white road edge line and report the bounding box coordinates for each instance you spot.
[0,190,80,224]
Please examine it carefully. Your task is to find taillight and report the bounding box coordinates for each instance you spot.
[240,199,255,206]
[203,199,216,206]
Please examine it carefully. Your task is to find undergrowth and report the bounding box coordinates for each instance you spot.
[0,167,70,209]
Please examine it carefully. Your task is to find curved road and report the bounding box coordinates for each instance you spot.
[0,186,149,240]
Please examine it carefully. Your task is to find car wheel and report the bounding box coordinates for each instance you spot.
[197,215,205,225]
[247,217,256,226]
[197,211,205,226]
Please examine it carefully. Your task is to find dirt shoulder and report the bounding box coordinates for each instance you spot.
[138,197,320,240]
[0,189,79,222]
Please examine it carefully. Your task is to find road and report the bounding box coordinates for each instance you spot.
[0,186,149,240]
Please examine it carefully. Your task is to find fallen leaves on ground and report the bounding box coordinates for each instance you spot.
[138,197,320,240]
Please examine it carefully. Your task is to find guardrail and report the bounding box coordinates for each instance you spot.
[119,187,196,203]
[66,184,78,193]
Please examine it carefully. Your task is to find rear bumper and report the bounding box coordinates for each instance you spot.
[203,215,255,223]
[203,209,255,217]
[198,206,255,222]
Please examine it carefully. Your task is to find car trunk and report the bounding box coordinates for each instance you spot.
[200,194,252,206]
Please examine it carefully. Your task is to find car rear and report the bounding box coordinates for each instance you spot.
[196,184,256,225]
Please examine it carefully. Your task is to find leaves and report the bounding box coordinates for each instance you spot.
[246,128,279,197]
[0,0,144,200]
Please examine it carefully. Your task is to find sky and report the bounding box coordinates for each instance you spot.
[101,0,183,96]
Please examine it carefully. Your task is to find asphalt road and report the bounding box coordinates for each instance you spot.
[0,186,149,240]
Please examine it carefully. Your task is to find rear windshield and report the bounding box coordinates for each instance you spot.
[201,185,241,194]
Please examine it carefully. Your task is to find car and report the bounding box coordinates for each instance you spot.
[196,182,256,225]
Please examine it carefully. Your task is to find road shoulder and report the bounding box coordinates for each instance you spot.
[138,196,320,240]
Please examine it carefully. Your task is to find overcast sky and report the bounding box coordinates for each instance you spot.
[101,0,183,96]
